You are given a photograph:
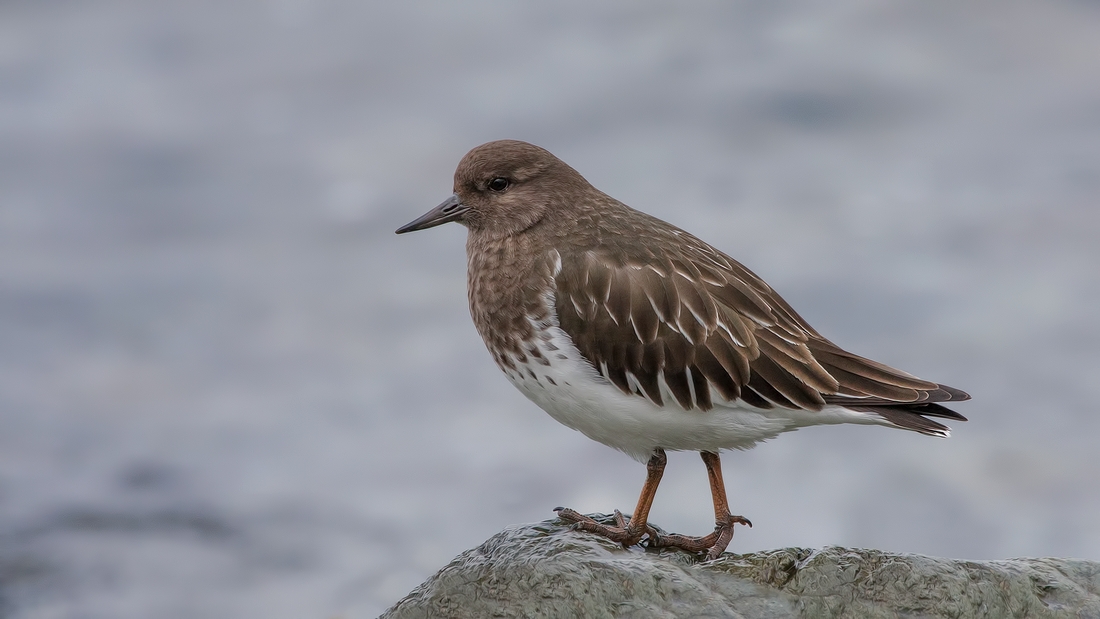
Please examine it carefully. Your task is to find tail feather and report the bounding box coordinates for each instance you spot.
[820,377,969,437]
[847,401,968,438]
[907,401,968,421]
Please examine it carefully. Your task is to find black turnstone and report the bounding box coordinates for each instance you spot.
[396,140,969,560]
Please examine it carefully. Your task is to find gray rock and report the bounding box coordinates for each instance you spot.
[381,515,1100,619]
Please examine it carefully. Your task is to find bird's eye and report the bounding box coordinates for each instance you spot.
[487,177,509,192]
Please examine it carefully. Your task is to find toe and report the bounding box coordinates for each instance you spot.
[613,509,628,528]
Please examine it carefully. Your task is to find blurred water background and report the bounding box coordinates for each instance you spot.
[1,1,1099,617]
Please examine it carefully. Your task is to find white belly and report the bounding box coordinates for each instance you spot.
[497,324,881,463]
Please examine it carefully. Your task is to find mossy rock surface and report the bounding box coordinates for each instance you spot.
[381,515,1100,619]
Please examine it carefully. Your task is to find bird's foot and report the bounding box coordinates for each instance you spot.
[554,507,656,548]
[646,513,752,561]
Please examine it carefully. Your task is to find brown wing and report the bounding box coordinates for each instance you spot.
[552,238,969,436]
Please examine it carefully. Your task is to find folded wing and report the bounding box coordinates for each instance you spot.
[552,236,969,437]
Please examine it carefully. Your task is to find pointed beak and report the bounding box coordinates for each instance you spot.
[395,194,469,234]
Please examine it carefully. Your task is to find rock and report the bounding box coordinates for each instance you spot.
[380,514,1100,619]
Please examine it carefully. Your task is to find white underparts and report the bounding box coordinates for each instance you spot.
[496,292,891,463]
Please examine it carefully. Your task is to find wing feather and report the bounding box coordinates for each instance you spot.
[629,271,660,343]
[695,343,742,401]
[551,237,968,436]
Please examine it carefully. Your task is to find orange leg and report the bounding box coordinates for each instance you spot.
[555,448,666,547]
[648,451,751,560]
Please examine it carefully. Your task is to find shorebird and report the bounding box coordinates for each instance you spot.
[396,140,969,560]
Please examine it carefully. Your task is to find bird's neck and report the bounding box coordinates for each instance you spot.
[465,229,559,369]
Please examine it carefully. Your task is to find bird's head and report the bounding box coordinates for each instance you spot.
[396,140,589,238]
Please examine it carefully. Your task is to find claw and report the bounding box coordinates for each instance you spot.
[613,509,628,528]
[641,524,665,549]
